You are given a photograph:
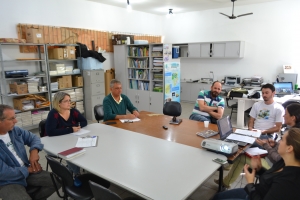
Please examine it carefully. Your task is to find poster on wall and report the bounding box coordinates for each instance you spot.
[164,62,180,103]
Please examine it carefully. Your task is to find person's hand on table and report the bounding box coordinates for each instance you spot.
[126,114,136,119]
[132,110,139,118]
[244,164,256,184]
[72,126,81,132]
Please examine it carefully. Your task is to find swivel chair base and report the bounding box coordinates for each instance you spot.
[169,117,182,125]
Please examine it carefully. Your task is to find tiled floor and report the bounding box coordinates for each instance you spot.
[31,102,248,200]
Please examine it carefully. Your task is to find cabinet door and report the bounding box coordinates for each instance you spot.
[137,90,150,111]
[190,84,203,102]
[212,43,225,57]
[225,42,241,58]
[126,89,138,108]
[180,82,191,101]
[188,43,201,58]
[149,92,163,114]
[200,43,211,57]
[114,45,127,94]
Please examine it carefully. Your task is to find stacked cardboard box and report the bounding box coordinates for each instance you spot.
[63,46,76,59]
[26,27,44,43]
[48,48,64,59]
[75,88,83,101]
[9,83,28,94]
[72,76,83,87]
[51,75,72,89]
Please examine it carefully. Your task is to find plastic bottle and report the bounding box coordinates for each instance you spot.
[295,83,298,90]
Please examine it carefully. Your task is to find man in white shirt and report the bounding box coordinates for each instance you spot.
[248,83,284,140]
[0,104,57,200]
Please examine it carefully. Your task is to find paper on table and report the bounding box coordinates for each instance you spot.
[234,129,261,137]
[71,128,90,136]
[245,147,268,156]
[120,118,140,123]
[227,134,256,144]
[75,136,98,147]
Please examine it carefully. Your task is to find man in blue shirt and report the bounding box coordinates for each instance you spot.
[0,104,56,200]
[189,81,225,123]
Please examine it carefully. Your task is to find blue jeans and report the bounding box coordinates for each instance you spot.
[189,113,211,122]
[211,188,249,200]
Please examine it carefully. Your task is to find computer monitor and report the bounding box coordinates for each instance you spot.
[273,82,293,95]
[217,116,233,140]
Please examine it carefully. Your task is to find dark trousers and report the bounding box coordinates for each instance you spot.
[211,188,249,200]
[0,171,56,200]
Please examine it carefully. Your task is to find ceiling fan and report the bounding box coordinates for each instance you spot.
[219,0,253,19]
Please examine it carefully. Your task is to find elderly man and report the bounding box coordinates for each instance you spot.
[189,81,225,123]
[0,104,57,200]
[103,79,139,121]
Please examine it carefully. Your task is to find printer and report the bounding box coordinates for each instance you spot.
[251,76,263,86]
[5,70,28,78]
[224,76,241,86]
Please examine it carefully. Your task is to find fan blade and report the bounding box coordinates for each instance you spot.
[237,13,253,17]
[219,12,231,18]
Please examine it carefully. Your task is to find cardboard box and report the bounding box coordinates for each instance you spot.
[48,48,64,59]
[105,69,115,95]
[72,76,83,87]
[13,97,35,111]
[26,28,44,43]
[9,83,28,94]
[51,77,64,89]
[63,46,76,59]
[63,75,72,88]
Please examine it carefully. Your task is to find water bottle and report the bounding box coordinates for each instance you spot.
[295,83,298,90]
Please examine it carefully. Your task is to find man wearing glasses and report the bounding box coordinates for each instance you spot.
[0,104,57,199]
[103,79,139,121]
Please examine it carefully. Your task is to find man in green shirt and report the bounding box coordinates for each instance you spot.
[103,79,139,121]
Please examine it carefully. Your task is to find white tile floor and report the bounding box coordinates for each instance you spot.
[31,102,248,200]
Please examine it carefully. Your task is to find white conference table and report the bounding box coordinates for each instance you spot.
[236,94,300,128]
[41,123,226,200]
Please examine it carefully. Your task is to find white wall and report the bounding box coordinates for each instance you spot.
[162,0,300,84]
[0,0,163,71]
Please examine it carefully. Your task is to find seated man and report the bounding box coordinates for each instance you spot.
[189,81,225,123]
[0,104,57,200]
[103,79,139,121]
[248,83,284,140]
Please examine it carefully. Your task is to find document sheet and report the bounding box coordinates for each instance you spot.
[227,134,256,144]
[245,147,268,156]
[71,128,90,136]
[120,118,140,123]
[75,136,98,147]
[234,129,261,137]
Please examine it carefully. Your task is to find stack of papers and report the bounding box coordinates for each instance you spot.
[120,118,140,123]
[227,129,262,144]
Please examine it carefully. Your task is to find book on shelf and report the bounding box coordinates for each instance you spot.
[58,147,86,160]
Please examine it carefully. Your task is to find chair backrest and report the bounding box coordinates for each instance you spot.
[89,180,122,200]
[163,101,181,117]
[94,104,104,123]
[39,119,47,137]
[282,100,300,109]
[226,91,243,107]
[45,156,74,187]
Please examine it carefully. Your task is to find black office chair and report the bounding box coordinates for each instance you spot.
[163,101,182,124]
[89,181,143,200]
[46,156,110,200]
[39,119,62,171]
[94,104,104,123]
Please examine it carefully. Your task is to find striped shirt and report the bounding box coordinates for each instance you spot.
[192,90,225,116]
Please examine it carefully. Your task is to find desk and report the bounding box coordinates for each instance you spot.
[41,123,226,200]
[108,111,248,162]
[236,95,300,128]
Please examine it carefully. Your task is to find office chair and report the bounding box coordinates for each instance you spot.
[226,91,249,126]
[94,104,104,123]
[163,101,182,124]
[39,119,62,171]
[46,156,110,200]
[89,181,143,200]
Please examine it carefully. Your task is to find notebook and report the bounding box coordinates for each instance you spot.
[217,116,259,146]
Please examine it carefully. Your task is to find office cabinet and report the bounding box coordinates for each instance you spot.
[149,92,163,114]
[126,89,150,111]
[200,43,225,58]
[190,83,202,102]
[225,41,244,58]
[188,43,201,58]
[113,45,127,95]
[180,82,191,101]
[83,69,105,120]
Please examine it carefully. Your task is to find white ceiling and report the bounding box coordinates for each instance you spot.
[87,0,281,15]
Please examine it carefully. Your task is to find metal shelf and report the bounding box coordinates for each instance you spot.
[46,44,78,47]
[48,59,78,62]
[50,72,81,77]
[51,87,83,92]
[0,43,44,46]
[15,106,50,114]
[2,91,49,97]
[4,75,46,81]
[1,59,45,63]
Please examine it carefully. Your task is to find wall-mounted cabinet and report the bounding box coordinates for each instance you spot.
[186,41,244,59]
[180,82,211,102]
